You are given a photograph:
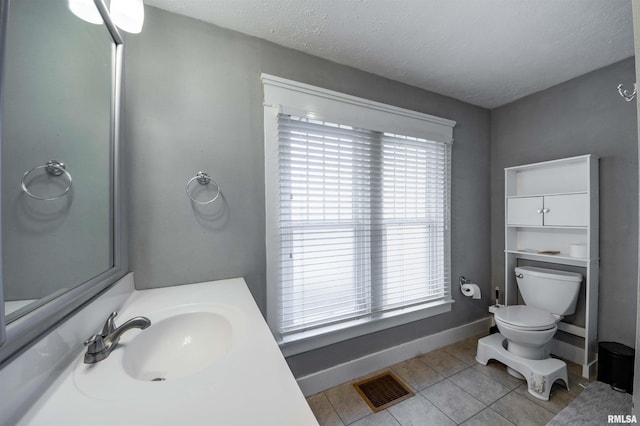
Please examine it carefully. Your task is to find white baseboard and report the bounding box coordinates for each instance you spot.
[296,316,492,396]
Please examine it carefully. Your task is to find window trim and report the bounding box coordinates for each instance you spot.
[262,74,456,143]
[262,74,456,356]
[279,300,454,357]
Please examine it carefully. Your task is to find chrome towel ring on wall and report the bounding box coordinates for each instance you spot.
[21,160,73,200]
[617,83,637,102]
[186,171,220,204]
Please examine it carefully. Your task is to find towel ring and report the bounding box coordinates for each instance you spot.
[21,160,73,201]
[617,83,637,102]
[186,171,220,204]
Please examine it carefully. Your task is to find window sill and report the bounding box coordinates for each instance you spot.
[278,299,455,357]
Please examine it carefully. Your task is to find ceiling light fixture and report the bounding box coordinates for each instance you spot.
[68,0,144,34]
[68,0,103,25]
[110,0,145,34]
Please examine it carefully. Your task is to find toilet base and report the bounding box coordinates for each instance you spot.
[507,367,524,380]
[476,333,569,401]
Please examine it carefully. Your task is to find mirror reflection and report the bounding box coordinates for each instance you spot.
[2,0,114,321]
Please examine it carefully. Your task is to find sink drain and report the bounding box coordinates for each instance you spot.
[151,377,166,382]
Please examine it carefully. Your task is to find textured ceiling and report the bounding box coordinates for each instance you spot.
[143,0,634,109]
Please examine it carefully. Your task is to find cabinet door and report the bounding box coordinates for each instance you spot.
[543,194,588,226]
[507,197,543,226]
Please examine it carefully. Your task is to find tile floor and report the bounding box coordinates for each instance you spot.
[306,333,589,426]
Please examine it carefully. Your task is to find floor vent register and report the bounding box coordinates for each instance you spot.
[353,371,414,412]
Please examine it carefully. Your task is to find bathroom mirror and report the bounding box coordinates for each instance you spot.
[0,0,127,362]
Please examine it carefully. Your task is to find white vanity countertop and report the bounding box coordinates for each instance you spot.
[19,278,318,426]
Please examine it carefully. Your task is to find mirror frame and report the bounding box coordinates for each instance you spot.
[0,0,128,366]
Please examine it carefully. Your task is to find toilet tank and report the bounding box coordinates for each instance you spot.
[514,266,582,315]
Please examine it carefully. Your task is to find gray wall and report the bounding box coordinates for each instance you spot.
[124,6,491,377]
[491,57,638,348]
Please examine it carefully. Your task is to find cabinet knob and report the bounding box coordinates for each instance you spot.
[537,209,543,214]
[542,208,550,213]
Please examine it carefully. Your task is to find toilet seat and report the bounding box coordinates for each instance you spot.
[495,305,557,331]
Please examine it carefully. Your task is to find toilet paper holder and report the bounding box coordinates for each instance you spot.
[458,275,471,289]
[459,275,482,299]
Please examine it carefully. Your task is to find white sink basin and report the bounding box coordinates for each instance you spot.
[73,302,247,402]
[122,312,232,381]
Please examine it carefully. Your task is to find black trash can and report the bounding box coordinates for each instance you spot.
[598,341,635,393]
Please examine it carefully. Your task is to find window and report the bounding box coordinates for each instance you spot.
[263,75,455,355]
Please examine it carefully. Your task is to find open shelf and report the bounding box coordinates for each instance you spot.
[507,225,588,230]
[505,155,591,197]
[506,191,588,199]
[505,250,591,267]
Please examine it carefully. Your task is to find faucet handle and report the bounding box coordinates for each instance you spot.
[101,311,118,336]
[84,334,106,353]
[83,334,108,364]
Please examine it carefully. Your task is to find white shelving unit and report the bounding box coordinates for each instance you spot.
[504,155,599,378]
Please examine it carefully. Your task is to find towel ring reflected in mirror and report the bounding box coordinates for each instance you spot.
[186,171,220,205]
[21,160,73,201]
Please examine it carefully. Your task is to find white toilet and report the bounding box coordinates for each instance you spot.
[476,265,582,400]
[495,266,582,368]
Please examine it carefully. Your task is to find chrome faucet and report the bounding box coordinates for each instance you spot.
[83,311,151,364]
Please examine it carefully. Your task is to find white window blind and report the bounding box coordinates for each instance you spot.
[276,114,451,338]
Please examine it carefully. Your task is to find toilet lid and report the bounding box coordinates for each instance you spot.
[494,305,557,330]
